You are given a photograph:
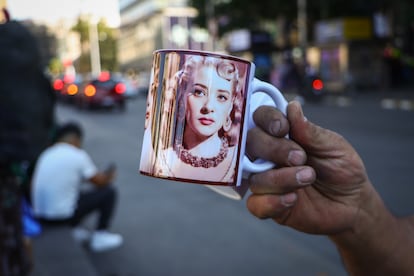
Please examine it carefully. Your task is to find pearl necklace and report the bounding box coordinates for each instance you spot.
[174,137,229,168]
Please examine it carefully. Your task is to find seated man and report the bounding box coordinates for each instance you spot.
[31,122,123,252]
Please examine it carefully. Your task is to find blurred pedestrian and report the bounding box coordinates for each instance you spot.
[278,52,301,93]
[245,101,414,275]
[0,8,56,276]
[32,122,123,252]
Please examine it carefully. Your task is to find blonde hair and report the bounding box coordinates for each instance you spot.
[175,55,244,146]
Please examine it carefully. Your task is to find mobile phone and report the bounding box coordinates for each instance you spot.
[105,163,116,173]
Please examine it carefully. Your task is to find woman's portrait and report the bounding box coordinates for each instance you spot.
[155,54,247,184]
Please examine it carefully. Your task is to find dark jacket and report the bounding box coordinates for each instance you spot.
[0,20,55,164]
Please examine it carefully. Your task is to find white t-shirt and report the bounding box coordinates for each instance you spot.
[32,143,98,219]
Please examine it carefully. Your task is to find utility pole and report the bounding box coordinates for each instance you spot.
[297,0,307,61]
[205,0,217,51]
[89,16,101,76]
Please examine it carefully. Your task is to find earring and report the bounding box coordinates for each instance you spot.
[223,116,232,132]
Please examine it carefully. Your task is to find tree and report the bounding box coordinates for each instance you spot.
[48,57,63,76]
[189,0,414,38]
[71,17,118,74]
[190,0,297,36]
[97,20,118,72]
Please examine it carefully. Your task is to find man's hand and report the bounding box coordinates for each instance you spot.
[245,101,371,235]
[245,101,414,275]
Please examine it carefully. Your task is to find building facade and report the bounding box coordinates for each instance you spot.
[118,0,205,78]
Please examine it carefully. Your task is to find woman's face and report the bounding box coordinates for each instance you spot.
[185,64,233,139]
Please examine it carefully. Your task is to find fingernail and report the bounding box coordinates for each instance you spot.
[269,120,281,136]
[295,102,307,122]
[288,150,306,166]
[296,168,314,185]
[281,193,297,207]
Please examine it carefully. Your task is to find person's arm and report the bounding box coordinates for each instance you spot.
[88,163,116,187]
[245,101,414,275]
[329,188,414,275]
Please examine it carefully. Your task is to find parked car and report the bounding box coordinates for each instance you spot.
[52,76,64,94]
[118,77,140,99]
[136,72,150,97]
[53,74,83,103]
[114,73,148,99]
[76,73,126,110]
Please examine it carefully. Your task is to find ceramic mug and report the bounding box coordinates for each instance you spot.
[139,49,288,199]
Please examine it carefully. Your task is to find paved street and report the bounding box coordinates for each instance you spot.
[33,89,414,276]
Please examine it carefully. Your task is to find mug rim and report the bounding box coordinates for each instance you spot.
[154,49,251,65]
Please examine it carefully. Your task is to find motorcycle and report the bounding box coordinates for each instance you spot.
[278,61,325,102]
[299,73,325,102]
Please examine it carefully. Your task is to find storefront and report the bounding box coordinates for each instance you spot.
[310,17,385,93]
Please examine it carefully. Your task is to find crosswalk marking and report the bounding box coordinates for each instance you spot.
[381,98,414,111]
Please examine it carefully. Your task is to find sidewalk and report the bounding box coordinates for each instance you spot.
[30,226,98,276]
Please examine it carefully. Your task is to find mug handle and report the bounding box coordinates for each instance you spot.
[242,78,288,173]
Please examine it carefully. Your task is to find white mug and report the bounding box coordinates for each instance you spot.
[139,49,288,200]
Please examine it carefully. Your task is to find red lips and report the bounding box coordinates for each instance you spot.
[199,117,214,125]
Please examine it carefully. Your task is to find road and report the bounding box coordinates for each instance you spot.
[53,91,414,276]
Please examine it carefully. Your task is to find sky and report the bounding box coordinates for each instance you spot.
[7,0,121,27]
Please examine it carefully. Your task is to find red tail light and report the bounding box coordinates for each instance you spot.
[67,84,78,95]
[84,84,96,97]
[312,79,324,90]
[53,79,64,90]
[115,83,126,94]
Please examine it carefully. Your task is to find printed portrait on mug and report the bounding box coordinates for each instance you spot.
[139,51,249,185]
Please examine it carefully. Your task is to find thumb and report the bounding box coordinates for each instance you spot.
[287,101,340,152]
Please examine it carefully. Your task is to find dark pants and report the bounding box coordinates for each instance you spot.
[71,185,117,230]
[39,185,117,231]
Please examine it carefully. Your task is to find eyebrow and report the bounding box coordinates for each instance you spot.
[194,83,208,90]
[217,89,231,95]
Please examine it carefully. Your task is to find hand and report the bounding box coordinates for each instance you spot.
[105,163,117,175]
[90,163,117,187]
[246,101,414,275]
[245,101,372,235]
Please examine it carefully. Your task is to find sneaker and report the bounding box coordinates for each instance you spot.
[90,230,123,252]
[72,227,91,243]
